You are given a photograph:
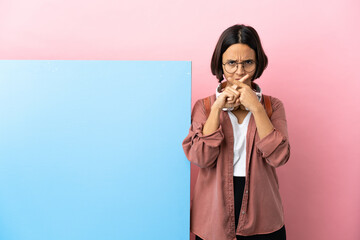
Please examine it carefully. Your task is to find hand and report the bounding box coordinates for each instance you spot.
[233,81,262,113]
[212,75,249,110]
[211,84,240,110]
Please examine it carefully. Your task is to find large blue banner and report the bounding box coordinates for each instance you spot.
[0,60,191,240]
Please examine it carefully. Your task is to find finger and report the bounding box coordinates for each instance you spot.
[223,90,238,103]
[226,95,236,103]
[231,84,239,90]
[238,74,250,83]
[220,90,234,101]
[225,76,243,88]
[224,87,238,94]
[233,81,249,89]
[226,87,241,98]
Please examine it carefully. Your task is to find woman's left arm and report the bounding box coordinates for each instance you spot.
[252,104,275,140]
[252,98,291,168]
[237,82,290,168]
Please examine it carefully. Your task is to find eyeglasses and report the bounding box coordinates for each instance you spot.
[222,60,256,74]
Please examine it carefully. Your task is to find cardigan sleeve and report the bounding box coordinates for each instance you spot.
[182,99,224,168]
[256,97,291,168]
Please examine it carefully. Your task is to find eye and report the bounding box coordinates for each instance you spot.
[227,61,236,65]
[244,60,254,65]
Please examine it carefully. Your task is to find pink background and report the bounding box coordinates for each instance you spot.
[1,0,359,239]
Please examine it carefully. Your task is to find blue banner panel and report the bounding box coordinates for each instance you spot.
[0,60,191,240]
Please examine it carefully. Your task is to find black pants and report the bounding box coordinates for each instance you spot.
[195,177,286,240]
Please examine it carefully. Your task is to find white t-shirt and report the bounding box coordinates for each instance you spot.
[228,111,251,176]
[215,81,263,176]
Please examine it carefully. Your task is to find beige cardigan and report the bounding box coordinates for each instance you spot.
[182,93,290,240]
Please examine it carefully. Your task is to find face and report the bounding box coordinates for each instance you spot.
[222,43,257,88]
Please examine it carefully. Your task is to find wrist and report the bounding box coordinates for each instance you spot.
[211,105,222,113]
[251,103,265,115]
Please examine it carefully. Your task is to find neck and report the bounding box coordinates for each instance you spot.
[233,105,248,112]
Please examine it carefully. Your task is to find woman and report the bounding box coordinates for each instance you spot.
[182,24,290,240]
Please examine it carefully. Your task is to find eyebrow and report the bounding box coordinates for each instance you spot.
[226,58,254,62]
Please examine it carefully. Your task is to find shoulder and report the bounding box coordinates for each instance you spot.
[193,94,216,109]
[191,94,216,122]
[264,94,286,111]
[263,94,288,120]
[197,93,216,103]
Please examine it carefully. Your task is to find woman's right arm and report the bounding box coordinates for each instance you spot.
[182,86,241,168]
[182,99,224,168]
[202,84,241,135]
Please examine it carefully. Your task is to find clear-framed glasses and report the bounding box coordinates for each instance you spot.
[222,60,257,74]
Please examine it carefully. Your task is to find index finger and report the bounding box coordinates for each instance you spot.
[232,74,251,89]
[238,74,250,83]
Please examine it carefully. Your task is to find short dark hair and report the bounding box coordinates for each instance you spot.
[211,24,268,82]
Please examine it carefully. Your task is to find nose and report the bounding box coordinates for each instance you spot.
[235,63,245,75]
